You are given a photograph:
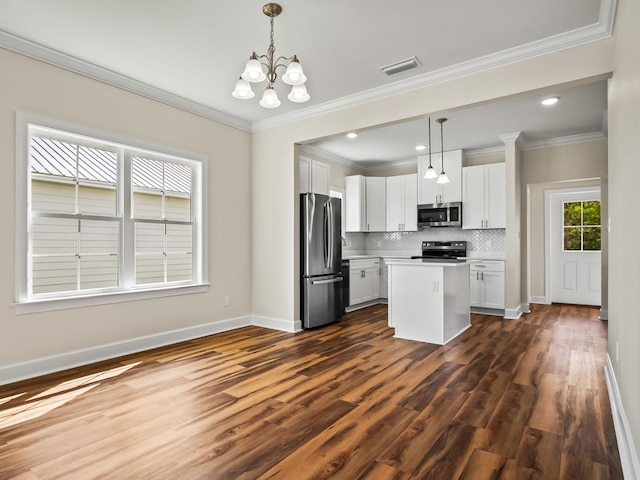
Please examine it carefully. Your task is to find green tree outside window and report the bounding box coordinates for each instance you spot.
[563,200,601,251]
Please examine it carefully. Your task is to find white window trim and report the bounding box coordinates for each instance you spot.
[15,111,209,314]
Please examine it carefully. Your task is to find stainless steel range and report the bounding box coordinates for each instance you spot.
[411,241,467,262]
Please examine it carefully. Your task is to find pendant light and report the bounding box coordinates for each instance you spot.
[423,117,437,179]
[436,117,450,184]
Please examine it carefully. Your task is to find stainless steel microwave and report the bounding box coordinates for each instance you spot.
[417,202,462,228]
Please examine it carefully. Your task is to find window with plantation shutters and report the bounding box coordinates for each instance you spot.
[16,118,206,311]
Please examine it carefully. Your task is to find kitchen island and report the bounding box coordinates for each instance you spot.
[386,259,471,345]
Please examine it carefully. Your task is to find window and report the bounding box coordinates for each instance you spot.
[16,116,207,312]
[563,200,601,251]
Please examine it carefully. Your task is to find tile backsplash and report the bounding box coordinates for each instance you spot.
[345,228,505,254]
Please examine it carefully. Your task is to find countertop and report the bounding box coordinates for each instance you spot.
[384,258,471,267]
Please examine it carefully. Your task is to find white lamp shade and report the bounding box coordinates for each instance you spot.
[282,61,307,85]
[259,88,281,108]
[231,78,255,99]
[287,84,310,103]
[241,58,266,83]
[423,165,437,179]
[436,172,450,184]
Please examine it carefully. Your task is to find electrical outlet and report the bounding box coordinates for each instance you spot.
[224,296,230,307]
[377,241,382,248]
[432,281,439,291]
[485,239,492,249]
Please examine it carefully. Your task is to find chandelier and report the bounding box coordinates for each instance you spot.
[232,3,310,108]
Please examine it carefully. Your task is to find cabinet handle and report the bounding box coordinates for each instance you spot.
[481,272,484,281]
[476,271,479,280]
[367,223,370,231]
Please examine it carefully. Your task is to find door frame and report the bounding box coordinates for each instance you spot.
[544,185,601,304]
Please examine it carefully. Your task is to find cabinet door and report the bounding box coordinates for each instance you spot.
[440,150,463,203]
[349,268,366,305]
[469,271,481,307]
[482,271,505,309]
[345,175,365,232]
[485,163,506,228]
[417,154,440,204]
[462,165,485,229]
[366,177,386,231]
[386,176,404,231]
[311,160,330,195]
[299,158,311,194]
[403,174,418,231]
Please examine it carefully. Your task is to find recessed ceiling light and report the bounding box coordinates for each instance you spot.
[541,96,560,106]
[415,145,427,151]
[346,132,358,139]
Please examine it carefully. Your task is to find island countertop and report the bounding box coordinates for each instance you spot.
[384,258,472,267]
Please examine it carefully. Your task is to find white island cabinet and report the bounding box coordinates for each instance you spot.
[387,259,471,345]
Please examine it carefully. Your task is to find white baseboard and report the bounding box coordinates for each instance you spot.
[604,355,640,480]
[0,315,251,386]
[530,296,549,304]
[599,309,609,320]
[504,304,523,319]
[252,315,301,333]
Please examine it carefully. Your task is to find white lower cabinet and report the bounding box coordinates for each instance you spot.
[349,258,381,305]
[469,261,505,309]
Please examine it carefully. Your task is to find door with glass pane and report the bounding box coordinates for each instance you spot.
[549,189,601,305]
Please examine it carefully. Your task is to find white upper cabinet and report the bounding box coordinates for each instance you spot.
[365,177,386,232]
[386,174,417,231]
[299,157,330,195]
[462,162,506,229]
[417,150,463,204]
[345,175,366,232]
[345,175,387,232]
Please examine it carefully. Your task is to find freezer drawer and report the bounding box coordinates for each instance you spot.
[302,274,343,329]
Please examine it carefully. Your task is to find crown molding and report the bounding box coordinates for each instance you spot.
[298,144,361,169]
[465,146,506,159]
[0,30,251,133]
[499,131,524,147]
[252,0,616,132]
[521,131,606,150]
[364,158,418,173]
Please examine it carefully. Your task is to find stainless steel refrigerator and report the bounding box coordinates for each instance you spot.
[300,193,343,329]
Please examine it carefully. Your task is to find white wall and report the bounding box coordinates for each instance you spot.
[608,0,640,471]
[0,48,252,377]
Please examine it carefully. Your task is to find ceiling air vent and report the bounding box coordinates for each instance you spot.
[380,56,421,76]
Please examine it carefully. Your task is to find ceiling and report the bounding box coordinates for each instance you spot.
[0,1,613,163]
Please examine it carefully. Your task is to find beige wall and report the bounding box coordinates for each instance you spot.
[252,39,614,327]
[0,48,252,369]
[608,0,640,468]
[522,140,607,303]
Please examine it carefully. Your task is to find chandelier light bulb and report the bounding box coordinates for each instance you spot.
[259,87,281,108]
[241,57,266,83]
[232,78,255,99]
[283,59,307,86]
[288,84,310,103]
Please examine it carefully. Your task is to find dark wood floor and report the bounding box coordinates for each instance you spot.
[0,304,623,479]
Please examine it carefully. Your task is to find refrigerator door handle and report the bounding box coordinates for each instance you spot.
[324,201,330,269]
[328,200,334,270]
[311,277,343,285]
